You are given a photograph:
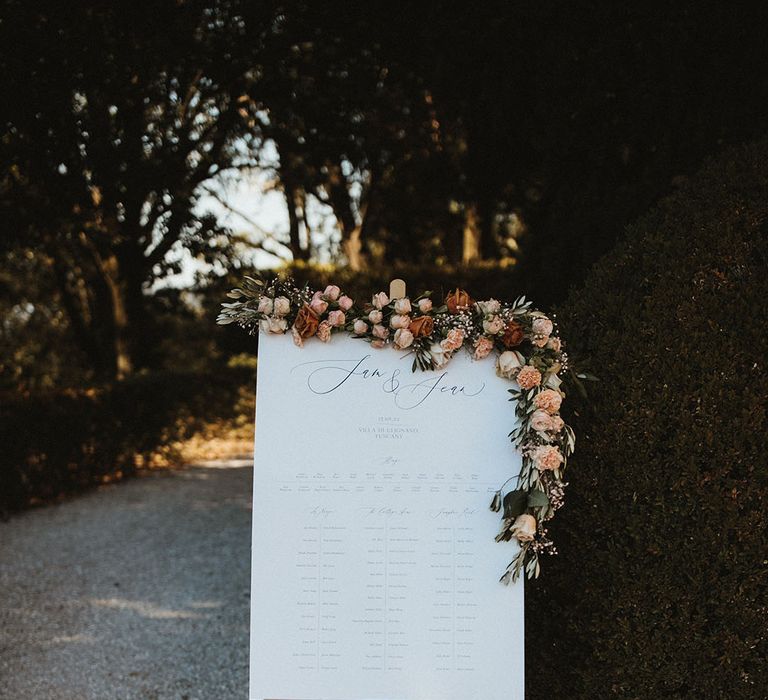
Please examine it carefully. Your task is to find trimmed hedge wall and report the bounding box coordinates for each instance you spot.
[526,141,768,698]
[0,368,254,514]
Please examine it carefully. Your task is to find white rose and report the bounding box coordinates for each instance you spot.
[394,297,412,314]
[429,342,449,369]
[257,297,273,315]
[496,350,525,379]
[478,299,501,315]
[273,296,290,316]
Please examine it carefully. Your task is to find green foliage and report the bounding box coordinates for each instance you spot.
[0,368,254,514]
[526,141,768,698]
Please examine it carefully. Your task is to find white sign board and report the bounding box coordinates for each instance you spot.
[250,333,524,700]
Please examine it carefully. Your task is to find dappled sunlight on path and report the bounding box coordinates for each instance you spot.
[0,460,253,699]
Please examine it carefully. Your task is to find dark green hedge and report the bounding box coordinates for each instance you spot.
[0,368,254,514]
[526,141,768,698]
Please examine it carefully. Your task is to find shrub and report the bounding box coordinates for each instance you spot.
[526,141,768,698]
[0,368,254,514]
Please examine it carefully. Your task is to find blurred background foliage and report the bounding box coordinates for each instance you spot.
[1,3,767,695]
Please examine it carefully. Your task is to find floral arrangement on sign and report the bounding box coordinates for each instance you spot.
[218,277,575,583]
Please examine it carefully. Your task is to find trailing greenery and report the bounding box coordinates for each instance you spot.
[525,140,768,698]
[0,368,254,515]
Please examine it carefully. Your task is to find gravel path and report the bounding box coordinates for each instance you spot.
[0,460,253,700]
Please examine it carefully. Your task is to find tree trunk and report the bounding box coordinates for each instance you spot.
[462,203,482,264]
[100,253,133,380]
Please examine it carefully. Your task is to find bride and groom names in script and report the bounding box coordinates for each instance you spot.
[250,335,524,700]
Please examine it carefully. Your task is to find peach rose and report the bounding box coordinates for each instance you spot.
[409,315,434,337]
[293,304,320,339]
[309,291,328,315]
[502,321,525,348]
[368,309,383,324]
[473,335,494,360]
[517,365,542,389]
[417,298,433,313]
[440,328,465,352]
[550,415,565,433]
[317,320,332,342]
[291,327,303,347]
[372,324,389,340]
[530,409,554,432]
[533,389,562,415]
[394,297,412,314]
[547,336,562,352]
[327,310,346,327]
[445,288,474,314]
[323,285,341,301]
[483,315,504,335]
[260,317,288,334]
[371,339,386,349]
[273,296,290,316]
[497,350,525,379]
[532,445,563,471]
[394,328,415,349]
[372,292,389,309]
[390,313,411,330]
[338,295,353,311]
[511,514,537,542]
[257,297,273,315]
[353,319,369,335]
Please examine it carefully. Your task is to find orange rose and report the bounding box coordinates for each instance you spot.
[293,304,320,338]
[502,321,525,348]
[409,315,434,337]
[445,288,474,314]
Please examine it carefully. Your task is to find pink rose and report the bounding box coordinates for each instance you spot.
[338,295,353,311]
[517,365,542,389]
[309,291,328,315]
[317,320,332,342]
[482,315,504,335]
[390,313,411,330]
[257,297,274,315]
[327,310,346,327]
[394,328,415,349]
[532,445,563,471]
[530,409,554,432]
[532,317,553,337]
[353,319,369,335]
[533,389,562,415]
[550,415,565,433]
[368,309,383,324]
[532,335,549,348]
[372,324,389,340]
[473,335,495,360]
[323,285,341,301]
[394,297,412,314]
[372,292,389,310]
[371,339,386,349]
[417,298,433,313]
[441,328,465,352]
[547,337,562,352]
[511,514,537,542]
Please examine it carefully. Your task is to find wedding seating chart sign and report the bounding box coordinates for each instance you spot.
[250,333,524,700]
